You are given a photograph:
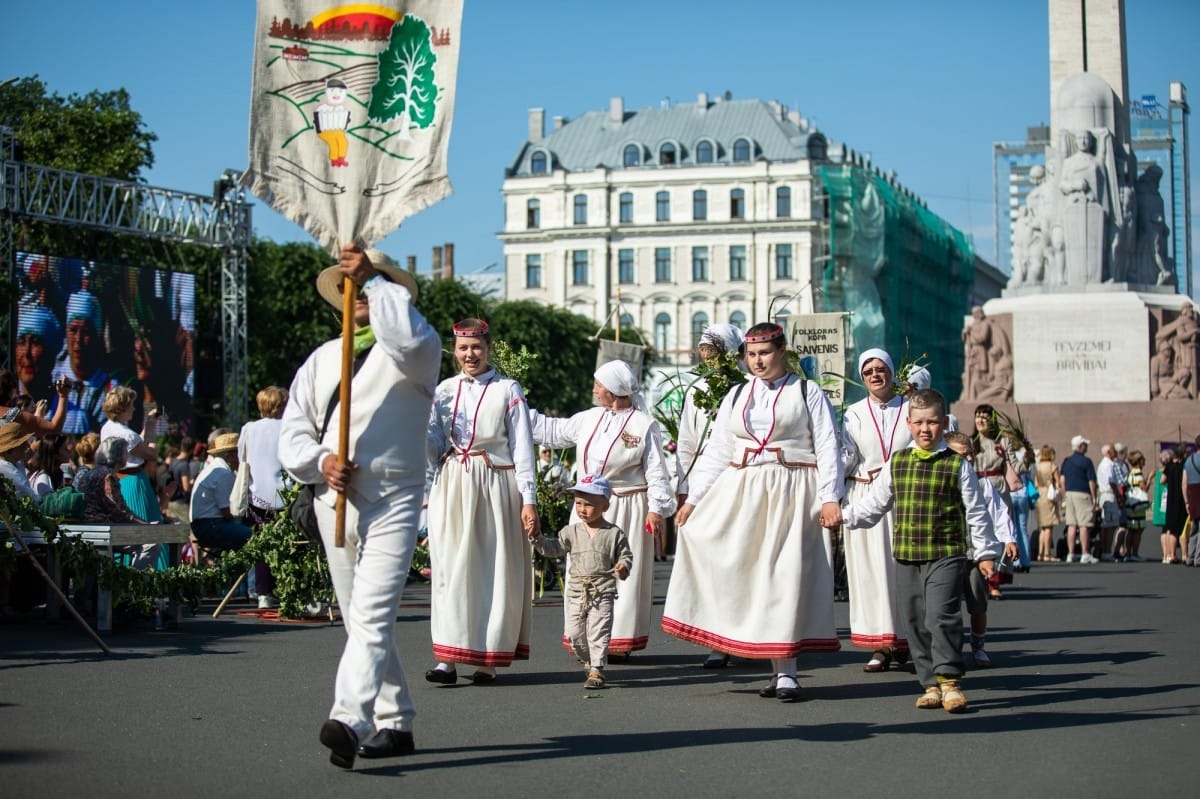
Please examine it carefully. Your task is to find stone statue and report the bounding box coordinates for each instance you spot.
[961,306,1011,401]
[1150,337,1192,400]
[1059,129,1111,285]
[1109,155,1137,282]
[976,345,1014,403]
[1015,164,1067,286]
[1154,304,1200,399]
[1135,164,1174,287]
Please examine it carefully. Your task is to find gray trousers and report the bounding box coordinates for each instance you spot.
[896,555,969,686]
[564,590,615,669]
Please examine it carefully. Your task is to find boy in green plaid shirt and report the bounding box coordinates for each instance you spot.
[842,389,1000,713]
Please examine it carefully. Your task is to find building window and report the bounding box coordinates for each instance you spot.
[775,244,793,279]
[696,140,714,163]
[730,310,746,330]
[620,312,635,330]
[572,250,589,285]
[619,192,633,223]
[656,190,670,222]
[660,142,677,165]
[526,199,540,229]
[525,254,542,288]
[691,246,709,282]
[573,194,587,225]
[530,151,548,174]
[654,247,672,283]
[692,189,707,221]
[623,144,640,167]
[691,312,709,350]
[733,138,752,163]
[730,188,745,220]
[776,186,791,217]
[618,249,635,284]
[654,312,672,358]
[729,245,746,281]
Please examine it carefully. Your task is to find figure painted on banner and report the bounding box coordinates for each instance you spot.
[1135,164,1173,287]
[15,305,63,398]
[278,246,441,769]
[1154,304,1200,400]
[50,290,119,434]
[315,78,351,167]
[1059,130,1111,285]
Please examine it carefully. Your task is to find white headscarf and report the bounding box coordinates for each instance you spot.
[699,323,744,353]
[904,365,931,391]
[857,348,894,377]
[594,360,639,397]
[66,290,103,335]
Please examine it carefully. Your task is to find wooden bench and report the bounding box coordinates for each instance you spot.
[18,522,190,633]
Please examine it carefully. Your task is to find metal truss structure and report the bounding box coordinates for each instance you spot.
[1,128,251,424]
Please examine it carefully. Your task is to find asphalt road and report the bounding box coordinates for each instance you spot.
[2,558,1197,799]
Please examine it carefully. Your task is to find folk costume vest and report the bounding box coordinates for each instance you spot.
[889,448,969,562]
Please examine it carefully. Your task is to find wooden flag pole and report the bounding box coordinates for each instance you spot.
[334,274,355,547]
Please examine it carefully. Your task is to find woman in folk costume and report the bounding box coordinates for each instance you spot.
[663,323,844,702]
[675,322,746,669]
[840,349,911,672]
[531,360,676,656]
[424,319,538,685]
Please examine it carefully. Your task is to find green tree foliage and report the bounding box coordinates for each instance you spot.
[0,76,156,181]
[367,16,439,137]
[487,301,599,416]
[242,240,337,413]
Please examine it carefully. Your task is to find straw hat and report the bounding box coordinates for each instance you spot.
[315,248,418,310]
[209,432,239,456]
[0,422,34,455]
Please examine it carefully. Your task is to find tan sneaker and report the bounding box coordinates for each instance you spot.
[940,679,968,713]
[916,684,942,709]
[584,668,606,690]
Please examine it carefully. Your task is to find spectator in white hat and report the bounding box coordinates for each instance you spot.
[1060,435,1098,562]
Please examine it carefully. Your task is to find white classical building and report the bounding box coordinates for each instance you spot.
[500,93,832,368]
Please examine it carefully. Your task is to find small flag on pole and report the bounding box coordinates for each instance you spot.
[244,0,463,251]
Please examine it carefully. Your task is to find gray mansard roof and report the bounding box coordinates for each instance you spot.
[507,97,830,176]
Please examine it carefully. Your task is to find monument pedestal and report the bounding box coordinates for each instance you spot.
[951,289,1197,459]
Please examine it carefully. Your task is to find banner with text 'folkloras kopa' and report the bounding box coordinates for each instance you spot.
[245,1,462,252]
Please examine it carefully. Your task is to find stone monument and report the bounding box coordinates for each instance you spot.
[954,0,1196,459]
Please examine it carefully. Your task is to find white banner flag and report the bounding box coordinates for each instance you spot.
[784,312,847,406]
[244,1,463,251]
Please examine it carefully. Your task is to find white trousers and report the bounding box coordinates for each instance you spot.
[315,487,420,738]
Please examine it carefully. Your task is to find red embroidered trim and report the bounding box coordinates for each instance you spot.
[661,617,841,657]
[450,375,494,464]
[741,375,791,456]
[868,396,903,464]
[581,408,636,475]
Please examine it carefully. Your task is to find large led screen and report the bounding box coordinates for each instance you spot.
[12,251,196,436]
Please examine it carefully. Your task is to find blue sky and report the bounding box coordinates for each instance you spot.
[2,0,1197,284]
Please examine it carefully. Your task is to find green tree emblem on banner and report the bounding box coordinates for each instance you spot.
[368,15,439,141]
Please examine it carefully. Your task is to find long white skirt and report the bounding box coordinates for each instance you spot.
[662,463,839,659]
[427,461,532,668]
[563,490,653,654]
[843,480,908,651]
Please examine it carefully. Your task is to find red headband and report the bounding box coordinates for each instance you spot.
[744,324,784,344]
[452,320,489,337]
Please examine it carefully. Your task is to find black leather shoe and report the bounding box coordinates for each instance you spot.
[702,653,729,669]
[319,719,358,769]
[424,668,457,685]
[758,676,778,698]
[357,728,415,759]
[776,685,802,702]
[470,671,497,684]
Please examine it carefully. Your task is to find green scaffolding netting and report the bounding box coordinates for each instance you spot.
[818,164,975,403]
